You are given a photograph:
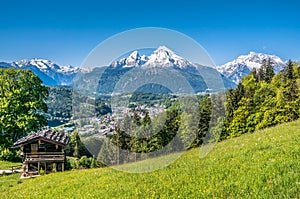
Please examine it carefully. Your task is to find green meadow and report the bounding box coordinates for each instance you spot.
[1,120,299,198]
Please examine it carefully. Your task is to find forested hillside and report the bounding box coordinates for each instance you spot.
[222,60,300,139]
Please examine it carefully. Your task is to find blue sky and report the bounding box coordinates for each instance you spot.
[0,0,299,66]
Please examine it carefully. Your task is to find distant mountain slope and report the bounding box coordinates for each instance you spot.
[216,52,287,84]
[94,46,236,94]
[0,59,79,86]
[1,48,235,93]
[0,51,289,88]
[7,48,292,90]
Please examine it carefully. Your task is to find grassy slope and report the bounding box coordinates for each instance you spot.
[0,161,22,170]
[1,120,300,198]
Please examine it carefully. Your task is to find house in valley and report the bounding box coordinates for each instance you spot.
[12,128,70,176]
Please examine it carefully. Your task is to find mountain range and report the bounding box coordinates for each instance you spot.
[77,46,235,94]
[0,47,289,92]
[216,52,287,84]
[0,59,80,86]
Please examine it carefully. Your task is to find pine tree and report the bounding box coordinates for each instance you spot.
[264,58,275,83]
[283,60,294,83]
[142,111,151,126]
[97,139,118,166]
[195,97,212,146]
[257,59,267,82]
[281,60,298,102]
[133,112,141,126]
[250,68,258,82]
[73,132,80,158]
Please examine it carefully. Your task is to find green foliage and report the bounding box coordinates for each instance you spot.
[129,92,176,107]
[1,119,299,198]
[46,86,72,126]
[0,147,14,161]
[66,156,100,169]
[132,112,141,126]
[90,156,97,168]
[256,58,275,83]
[97,96,214,165]
[78,156,91,168]
[97,138,118,166]
[264,59,275,83]
[39,168,45,175]
[225,60,300,138]
[46,87,72,118]
[95,102,111,116]
[66,157,79,169]
[65,132,92,158]
[142,111,151,126]
[0,68,49,148]
[194,96,212,146]
[228,98,252,137]
[0,160,22,170]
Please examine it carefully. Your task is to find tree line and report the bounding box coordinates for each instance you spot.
[1,60,300,166]
[221,60,300,139]
[95,60,300,166]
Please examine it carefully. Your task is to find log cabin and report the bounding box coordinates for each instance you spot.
[12,128,70,175]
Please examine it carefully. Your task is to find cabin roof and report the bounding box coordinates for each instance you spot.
[12,129,70,148]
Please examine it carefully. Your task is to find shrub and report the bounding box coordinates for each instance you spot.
[66,157,79,169]
[78,156,91,168]
[0,147,14,161]
[39,168,45,175]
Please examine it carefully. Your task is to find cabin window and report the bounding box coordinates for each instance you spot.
[39,142,45,152]
[31,144,38,151]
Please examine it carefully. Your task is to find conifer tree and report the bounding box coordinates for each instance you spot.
[133,112,141,126]
[264,58,275,83]
[257,59,267,82]
[142,111,151,126]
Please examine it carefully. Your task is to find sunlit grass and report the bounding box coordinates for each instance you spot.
[0,161,22,170]
[0,120,299,198]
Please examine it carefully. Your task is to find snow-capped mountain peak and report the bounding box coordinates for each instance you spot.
[125,51,141,67]
[15,58,62,71]
[110,46,194,69]
[111,50,147,68]
[1,58,80,85]
[216,52,287,84]
[143,46,194,68]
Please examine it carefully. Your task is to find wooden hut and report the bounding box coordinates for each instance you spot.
[12,129,70,175]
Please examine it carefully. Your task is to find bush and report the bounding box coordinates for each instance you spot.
[78,156,91,168]
[0,147,14,161]
[39,168,45,175]
[66,156,100,170]
[66,157,79,169]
